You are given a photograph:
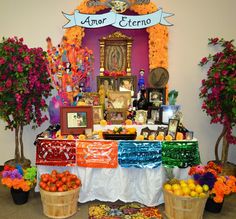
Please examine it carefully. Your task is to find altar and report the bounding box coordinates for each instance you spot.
[35,137,200,206]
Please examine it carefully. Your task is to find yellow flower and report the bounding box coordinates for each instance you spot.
[67,135,74,140]
[165,135,173,141]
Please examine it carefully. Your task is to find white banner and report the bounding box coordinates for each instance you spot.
[63,9,173,29]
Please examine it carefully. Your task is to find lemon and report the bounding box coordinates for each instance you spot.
[195,185,203,194]
[182,187,191,196]
[188,183,196,190]
[180,182,188,188]
[174,189,183,196]
[164,184,172,191]
[190,191,197,197]
[172,184,181,191]
[187,179,195,184]
[202,184,209,192]
[199,192,207,198]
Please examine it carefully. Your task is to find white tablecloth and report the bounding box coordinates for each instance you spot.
[36,165,189,206]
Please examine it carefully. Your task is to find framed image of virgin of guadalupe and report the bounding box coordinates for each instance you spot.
[99,31,133,75]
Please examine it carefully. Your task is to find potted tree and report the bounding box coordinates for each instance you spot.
[199,37,236,174]
[0,37,53,167]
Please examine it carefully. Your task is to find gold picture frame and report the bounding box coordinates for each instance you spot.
[107,91,131,109]
[93,106,103,124]
[135,110,148,125]
[107,109,127,124]
[99,31,133,75]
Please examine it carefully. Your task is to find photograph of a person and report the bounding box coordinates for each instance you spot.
[150,91,162,102]
[117,76,137,97]
[167,118,179,139]
[93,106,103,124]
[67,112,87,128]
[107,91,131,109]
[97,76,116,96]
[135,110,148,124]
[107,109,126,124]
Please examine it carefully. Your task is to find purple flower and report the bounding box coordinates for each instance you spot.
[198,172,216,189]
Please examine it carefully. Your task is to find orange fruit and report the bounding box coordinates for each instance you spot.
[165,135,173,141]
[156,134,164,141]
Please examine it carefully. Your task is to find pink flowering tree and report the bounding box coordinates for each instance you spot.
[0,37,53,167]
[199,37,236,164]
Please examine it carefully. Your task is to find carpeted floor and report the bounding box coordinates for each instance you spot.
[0,183,236,219]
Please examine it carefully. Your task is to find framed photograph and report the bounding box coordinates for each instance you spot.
[148,130,158,138]
[135,110,148,124]
[148,106,161,124]
[107,91,131,109]
[93,106,104,124]
[82,92,100,106]
[167,119,179,139]
[140,127,151,140]
[147,87,166,107]
[117,76,137,97]
[157,126,168,136]
[160,105,181,124]
[107,109,127,124]
[97,76,116,95]
[60,106,93,135]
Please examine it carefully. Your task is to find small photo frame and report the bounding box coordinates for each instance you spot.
[107,91,131,109]
[148,130,158,139]
[147,88,166,106]
[148,106,161,124]
[157,126,168,137]
[140,127,151,140]
[167,119,179,139]
[97,76,116,95]
[107,109,127,124]
[60,106,93,135]
[135,110,148,125]
[186,131,194,140]
[82,92,100,106]
[160,105,181,124]
[117,76,137,97]
[93,106,104,124]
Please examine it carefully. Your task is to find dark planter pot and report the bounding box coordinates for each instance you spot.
[205,197,224,213]
[10,188,30,205]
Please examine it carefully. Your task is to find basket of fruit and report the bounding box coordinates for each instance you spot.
[103,126,137,140]
[39,170,81,219]
[163,178,209,219]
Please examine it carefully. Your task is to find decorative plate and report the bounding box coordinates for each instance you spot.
[148,67,169,88]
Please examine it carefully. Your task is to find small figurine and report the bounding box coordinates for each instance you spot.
[138,69,145,91]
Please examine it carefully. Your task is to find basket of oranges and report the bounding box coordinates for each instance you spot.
[39,170,81,218]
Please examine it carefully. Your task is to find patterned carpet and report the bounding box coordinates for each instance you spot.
[88,203,162,219]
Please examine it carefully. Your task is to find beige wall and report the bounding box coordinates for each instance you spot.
[0,0,235,165]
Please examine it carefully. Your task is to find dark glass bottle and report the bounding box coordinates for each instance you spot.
[137,89,148,110]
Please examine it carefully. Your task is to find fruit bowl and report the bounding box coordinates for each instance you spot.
[103,132,137,140]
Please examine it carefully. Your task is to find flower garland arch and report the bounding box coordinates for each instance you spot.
[64,0,168,70]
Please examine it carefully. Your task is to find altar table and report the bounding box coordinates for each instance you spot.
[35,138,200,206]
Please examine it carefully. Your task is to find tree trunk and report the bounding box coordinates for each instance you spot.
[19,124,25,162]
[214,126,227,161]
[14,126,20,163]
[221,133,229,164]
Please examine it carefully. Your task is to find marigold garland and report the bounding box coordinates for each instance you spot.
[64,0,168,70]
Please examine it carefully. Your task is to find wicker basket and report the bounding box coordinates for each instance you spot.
[39,187,80,219]
[163,189,208,219]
